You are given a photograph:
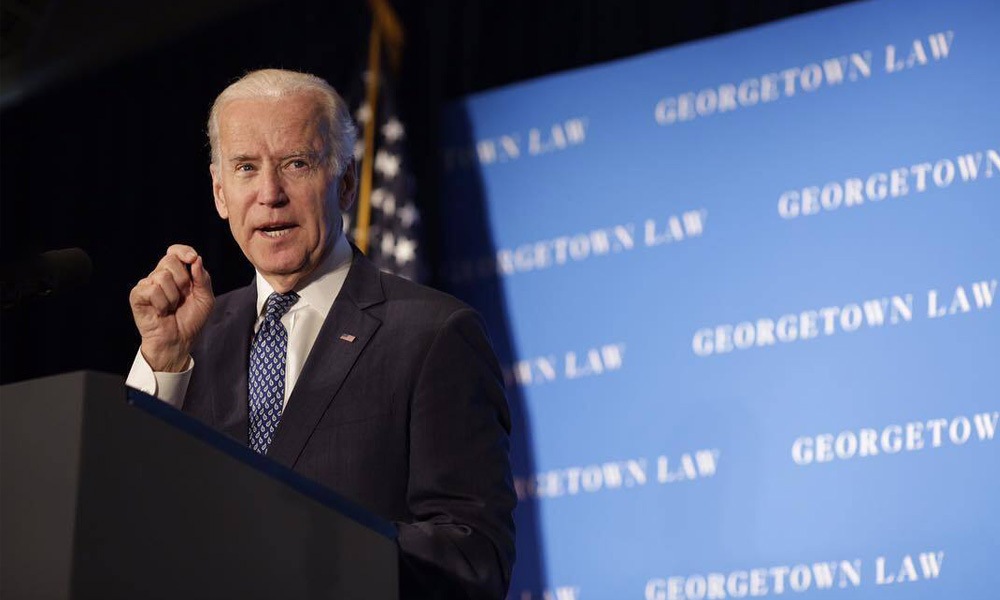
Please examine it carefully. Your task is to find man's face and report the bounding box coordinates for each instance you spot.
[210,93,355,290]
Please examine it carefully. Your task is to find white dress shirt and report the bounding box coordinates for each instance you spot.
[126,234,354,409]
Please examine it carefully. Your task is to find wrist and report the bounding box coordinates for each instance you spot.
[140,344,192,373]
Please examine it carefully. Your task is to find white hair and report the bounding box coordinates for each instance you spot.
[207,68,357,175]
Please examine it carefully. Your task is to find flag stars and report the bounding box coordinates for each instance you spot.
[370,189,396,216]
[380,192,396,216]
[394,237,417,265]
[380,231,396,257]
[348,82,420,278]
[381,117,405,142]
[397,203,419,228]
[355,103,372,124]
[374,150,401,178]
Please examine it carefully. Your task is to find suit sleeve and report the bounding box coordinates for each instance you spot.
[396,307,517,600]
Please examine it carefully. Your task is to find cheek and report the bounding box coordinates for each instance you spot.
[306,191,336,233]
[226,197,252,226]
[226,205,253,239]
[228,219,244,242]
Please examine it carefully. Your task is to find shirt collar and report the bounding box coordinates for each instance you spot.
[254,233,353,321]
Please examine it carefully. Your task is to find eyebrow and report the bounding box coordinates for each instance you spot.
[280,150,320,161]
[228,151,319,163]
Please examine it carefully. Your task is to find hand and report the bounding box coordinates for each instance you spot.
[129,245,215,372]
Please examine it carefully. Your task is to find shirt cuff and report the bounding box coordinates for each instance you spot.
[125,349,193,409]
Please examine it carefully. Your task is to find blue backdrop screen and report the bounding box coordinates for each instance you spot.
[439,1,999,598]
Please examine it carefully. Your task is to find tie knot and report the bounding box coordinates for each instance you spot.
[264,291,299,321]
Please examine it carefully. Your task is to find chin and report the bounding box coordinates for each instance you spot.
[250,250,308,277]
[265,260,309,277]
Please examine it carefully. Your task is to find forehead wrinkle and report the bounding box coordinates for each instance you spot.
[218,96,328,161]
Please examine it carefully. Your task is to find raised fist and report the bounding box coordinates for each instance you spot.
[129,244,215,372]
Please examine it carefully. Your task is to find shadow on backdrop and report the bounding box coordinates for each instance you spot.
[436,105,547,598]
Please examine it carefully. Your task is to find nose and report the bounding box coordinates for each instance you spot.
[257,167,289,207]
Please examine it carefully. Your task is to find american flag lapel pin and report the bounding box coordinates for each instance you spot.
[339,334,356,343]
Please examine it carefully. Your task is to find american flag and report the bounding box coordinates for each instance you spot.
[345,66,425,283]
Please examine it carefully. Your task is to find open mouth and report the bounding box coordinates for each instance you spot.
[257,223,297,239]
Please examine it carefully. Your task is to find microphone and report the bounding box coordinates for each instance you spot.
[1,248,93,310]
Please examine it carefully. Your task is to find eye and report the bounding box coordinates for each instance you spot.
[288,159,309,170]
[236,163,256,172]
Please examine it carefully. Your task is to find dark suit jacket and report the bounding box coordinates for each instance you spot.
[181,246,516,599]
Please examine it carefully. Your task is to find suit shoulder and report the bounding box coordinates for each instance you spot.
[378,271,477,326]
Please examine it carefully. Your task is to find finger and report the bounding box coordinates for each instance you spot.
[165,244,199,265]
[151,271,181,307]
[191,256,213,293]
[130,279,153,308]
[155,255,193,294]
[147,285,173,316]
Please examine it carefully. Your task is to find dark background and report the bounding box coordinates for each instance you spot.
[0,0,857,384]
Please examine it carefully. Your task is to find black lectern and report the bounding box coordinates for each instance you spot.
[0,371,398,600]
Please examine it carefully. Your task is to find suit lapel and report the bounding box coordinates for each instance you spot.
[206,283,256,444]
[266,247,385,469]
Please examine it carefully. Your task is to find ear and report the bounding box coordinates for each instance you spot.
[210,163,229,219]
[338,158,358,213]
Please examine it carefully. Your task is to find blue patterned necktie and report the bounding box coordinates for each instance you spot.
[249,291,299,454]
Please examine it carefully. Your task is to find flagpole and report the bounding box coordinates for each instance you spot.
[356,0,404,255]
[356,21,381,254]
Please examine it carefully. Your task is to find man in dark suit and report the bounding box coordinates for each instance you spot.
[126,69,515,599]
